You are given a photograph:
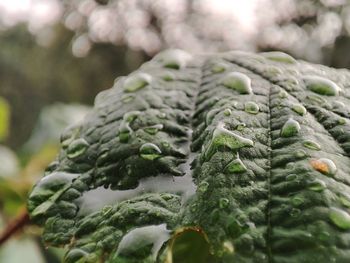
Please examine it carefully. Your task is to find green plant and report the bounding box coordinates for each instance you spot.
[28,49,350,262]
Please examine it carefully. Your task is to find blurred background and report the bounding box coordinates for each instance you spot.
[1,0,350,261]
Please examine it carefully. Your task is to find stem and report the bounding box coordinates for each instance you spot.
[0,207,30,246]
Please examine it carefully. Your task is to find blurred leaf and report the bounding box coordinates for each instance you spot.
[0,237,45,263]
[0,97,10,142]
[0,145,19,178]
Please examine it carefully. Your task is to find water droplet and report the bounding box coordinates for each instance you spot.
[222,240,234,254]
[116,224,170,260]
[205,122,254,160]
[329,207,350,230]
[236,123,246,131]
[294,149,307,158]
[119,123,132,143]
[211,63,226,73]
[291,104,307,116]
[140,143,162,160]
[280,118,300,137]
[222,72,253,94]
[340,193,350,208]
[162,72,175,81]
[144,124,164,135]
[302,140,321,150]
[67,138,89,159]
[119,111,140,143]
[244,101,259,114]
[286,162,295,170]
[198,181,209,193]
[338,118,346,125]
[161,141,170,148]
[156,49,192,69]
[60,125,80,149]
[261,51,296,64]
[219,198,230,208]
[223,108,232,116]
[291,196,304,206]
[225,158,247,174]
[279,90,288,98]
[308,179,326,192]
[124,73,152,93]
[310,158,337,176]
[304,75,341,96]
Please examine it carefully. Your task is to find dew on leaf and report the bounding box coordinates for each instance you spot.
[291,104,307,116]
[222,72,253,94]
[123,73,152,93]
[140,143,162,160]
[261,51,296,64]
[244,101,259,114]
[304,75,341,96]
[310,158,337,176]
[116,224,170,261]
[303,140,321,150]
[280,118,300,137]
[156,49,192,69]
[67,138,89,159]
[308,179,326,192]
[329,207,350,230]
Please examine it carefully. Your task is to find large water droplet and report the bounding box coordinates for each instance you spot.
[291,104,307,116]
[280,118,300,137]
[205,122,253,160]
[119,111,140,143]
[116,224,170,260]
[310,158,337,176]
[304,75,341,96]
[140,143,162,160]
[119,123,132,143]
[156,49,192,69]
[308,179,326,192]
[124,73,152,93]
[261,51,296,64]
[225,158,247,174]
[329,208,350,230]
[223,108,232,116]
[222,72,253,94]
[144,124,164,135]
[67,138,89,159]
[302,140,321,150]
[244,101,259,114]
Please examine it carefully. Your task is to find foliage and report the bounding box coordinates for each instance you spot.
[28,50,350,262]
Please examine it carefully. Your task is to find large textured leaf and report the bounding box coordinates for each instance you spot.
[28,50,350,262]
